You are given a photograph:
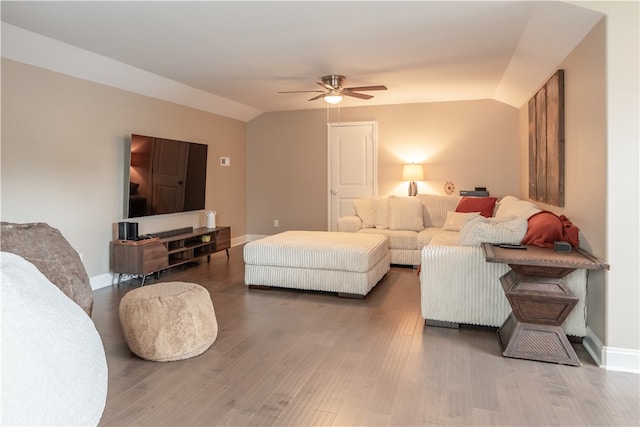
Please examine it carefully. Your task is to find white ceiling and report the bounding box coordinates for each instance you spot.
[1,1,603,120]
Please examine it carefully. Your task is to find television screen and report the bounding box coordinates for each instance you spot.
[127,134,208,218]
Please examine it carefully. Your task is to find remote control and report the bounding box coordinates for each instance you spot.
[498,244,527,250]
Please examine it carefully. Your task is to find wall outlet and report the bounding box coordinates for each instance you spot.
[273,219,279,227]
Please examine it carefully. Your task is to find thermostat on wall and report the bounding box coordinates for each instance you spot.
[220,157,231,166]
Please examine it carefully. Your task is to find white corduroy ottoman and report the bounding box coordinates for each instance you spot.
[243,231,390,297]
[119,282,218,362]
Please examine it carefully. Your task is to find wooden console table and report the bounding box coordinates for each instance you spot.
[482,243,609,366]
[111,226,230,285]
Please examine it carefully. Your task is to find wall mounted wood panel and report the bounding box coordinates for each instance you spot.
[528,70,565,207]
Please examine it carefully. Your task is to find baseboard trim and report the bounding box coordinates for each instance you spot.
[602,346,640,374]
[230,235,250,247]
[584,326,640,374]
[90,273,115,290]
[90,234,253,291]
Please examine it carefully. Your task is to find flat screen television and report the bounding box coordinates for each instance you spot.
[126,134,208,218]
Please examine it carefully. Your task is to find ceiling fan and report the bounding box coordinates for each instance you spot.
[278,75,387,104]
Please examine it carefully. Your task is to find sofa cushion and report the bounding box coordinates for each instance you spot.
[442,211,482,231]
[373,197,389,229]
[353,198,375,228]
[359,228,419,250]
[457,215,528,246]
[388,196,424,232]
[417,194,461,227]
[494,195,541,219]
[456,196,497,217]
[417,228,448,247]
[423,230,459,246]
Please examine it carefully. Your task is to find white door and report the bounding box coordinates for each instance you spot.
[328,122,377,231]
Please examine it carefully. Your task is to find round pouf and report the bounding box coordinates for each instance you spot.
[119,281,217,362]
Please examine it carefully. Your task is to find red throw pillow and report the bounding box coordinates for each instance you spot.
[455,196,497,217]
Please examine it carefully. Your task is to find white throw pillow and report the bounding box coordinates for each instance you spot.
[352,198,375,228]
[457,215,528,246]
[442,211,482,231]
[388,196,424,232]
[495,195,541,219]
[373,197,389,229]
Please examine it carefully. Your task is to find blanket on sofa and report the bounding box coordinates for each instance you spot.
[522,211,580,248]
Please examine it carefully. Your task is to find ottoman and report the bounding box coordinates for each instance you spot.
[119,282,217,362]
[243,231,390,297]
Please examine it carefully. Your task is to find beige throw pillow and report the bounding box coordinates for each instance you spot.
[388,196,424,232]
[442,211,482,231]
[373,197,389,229]
[494,195,542,219]
[352,198,375,228]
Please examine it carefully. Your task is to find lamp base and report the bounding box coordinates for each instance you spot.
[408,181,418,196]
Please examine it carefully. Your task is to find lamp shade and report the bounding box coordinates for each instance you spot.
[402,164,424,181]
[324,94,343,104]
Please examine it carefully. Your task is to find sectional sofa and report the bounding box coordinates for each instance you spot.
[337,194,466,266]
[338,194,588,337]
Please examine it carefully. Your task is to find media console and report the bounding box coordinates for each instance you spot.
[111,226,230,285]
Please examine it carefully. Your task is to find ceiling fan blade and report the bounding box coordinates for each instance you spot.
[344,85,387,91]
[343,91,374,100]
[278,90,325,94]
[308,94,326,101]
[317,81,336,91]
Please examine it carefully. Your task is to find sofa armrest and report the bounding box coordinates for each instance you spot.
[420,245,511,327]
[337,216,363,233]
[419,244,587,336]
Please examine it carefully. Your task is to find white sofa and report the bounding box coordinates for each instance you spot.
[337,194,464,266]
[338,194,588,337]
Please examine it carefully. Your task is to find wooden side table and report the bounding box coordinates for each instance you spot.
[482,243,609,366]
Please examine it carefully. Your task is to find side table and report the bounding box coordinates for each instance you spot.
[482,243,609,366]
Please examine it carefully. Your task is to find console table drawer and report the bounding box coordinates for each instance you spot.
[112,241,168,275]
[215,227,231,250]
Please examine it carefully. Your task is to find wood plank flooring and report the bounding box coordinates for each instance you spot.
[94,244,639,426]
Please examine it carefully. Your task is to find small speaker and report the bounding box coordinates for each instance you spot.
[117,222,128,240]
[554,241,571,253]
[127,222,139,241]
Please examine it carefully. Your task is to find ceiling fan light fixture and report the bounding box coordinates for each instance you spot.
[324,94,343,104]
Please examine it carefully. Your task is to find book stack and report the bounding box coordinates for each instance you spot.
[460,187,489,197]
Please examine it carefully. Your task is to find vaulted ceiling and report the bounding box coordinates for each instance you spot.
[1,1,603,121]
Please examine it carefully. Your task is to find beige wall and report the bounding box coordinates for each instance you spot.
[247,99,519,235]
[246,109,328,234]
[517,19,609,346]
[1,59,247,279]
[591,1,639,355]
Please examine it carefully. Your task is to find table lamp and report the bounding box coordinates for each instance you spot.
[402,163,424,196]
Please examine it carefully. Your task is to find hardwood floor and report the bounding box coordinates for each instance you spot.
[94,244,639,426]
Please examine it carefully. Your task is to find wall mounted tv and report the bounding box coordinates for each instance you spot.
[126,134,208,218]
